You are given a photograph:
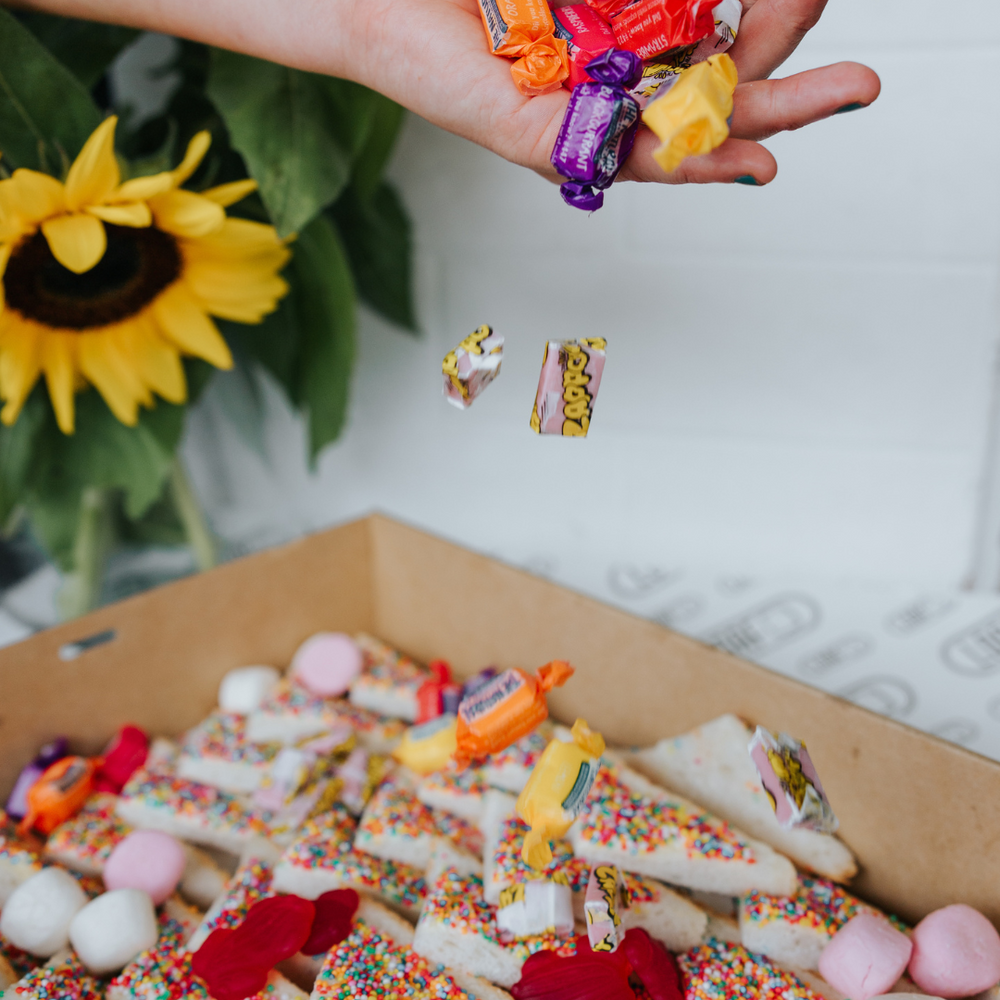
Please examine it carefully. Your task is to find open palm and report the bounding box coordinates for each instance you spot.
[345,0,881,186]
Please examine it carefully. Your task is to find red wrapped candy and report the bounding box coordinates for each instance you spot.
[611,0,716,60]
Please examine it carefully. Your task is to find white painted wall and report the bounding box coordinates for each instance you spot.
[184,0,1000,590]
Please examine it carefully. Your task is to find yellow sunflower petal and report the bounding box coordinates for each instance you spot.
[182,217,287,255]
[183,258,289,323]
[86,202,152,227]
[65,116,121,212]
[117,317,187,404]
[0,316,41,426]
[201,179,258,207]
[152,282,232,370]
[149,190,225,238]
[5,169,65,227]
[77,330,149,425]
[111,172,175,203]
[172,131,212,186]
[41,332,77,434]
[41,214,107,274]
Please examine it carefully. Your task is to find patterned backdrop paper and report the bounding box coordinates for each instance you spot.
[507,550,1000,764]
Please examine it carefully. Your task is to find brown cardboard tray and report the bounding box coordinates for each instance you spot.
[0,514,993,927]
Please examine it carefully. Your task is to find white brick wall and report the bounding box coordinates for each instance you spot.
[186,0,1000,589]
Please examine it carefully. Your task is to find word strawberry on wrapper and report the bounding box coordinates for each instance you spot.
[748,726,840,834]
[442,325,504,409]
[585,865,625,953]
[611,0,716,61]
[530,338,606,437]
[497,877,575,941]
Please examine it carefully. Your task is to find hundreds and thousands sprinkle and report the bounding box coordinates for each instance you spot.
[678,939,822,999]
[491,815,589,893]
[282,810,427,911]
[357,779,482,857]
[119,768,274,839]
[181,712,279,766]
[313,921,471,1000]
[577,765,753,862]
[45,793,129,871]
[741,875,870,938]
[8,952,102,1000]
[199,858,274,938]
[423,869,576,960]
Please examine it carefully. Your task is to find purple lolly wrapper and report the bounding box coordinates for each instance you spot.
[551,49,643,211]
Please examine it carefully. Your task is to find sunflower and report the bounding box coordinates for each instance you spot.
[0,116,291,434]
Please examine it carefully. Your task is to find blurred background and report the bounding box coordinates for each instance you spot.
[5,0,1000,756]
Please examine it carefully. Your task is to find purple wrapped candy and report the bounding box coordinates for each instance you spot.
[551,49,643,211]
[5,737,68,819]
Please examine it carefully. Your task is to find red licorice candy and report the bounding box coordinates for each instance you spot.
[623,929,683,1000]
[611,0,715,60]
[192,895,315,1000]
[417,660,454,723]
[94,725,149,793]
[301,889,360,955]
[511,935,635,1000]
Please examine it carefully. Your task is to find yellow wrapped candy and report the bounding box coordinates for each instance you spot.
[393,715,458,775]
[642,54,739,175]
[516,718,606,869]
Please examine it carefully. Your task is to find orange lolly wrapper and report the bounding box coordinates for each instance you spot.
[478,0,570,96]
[453,660,574,767]
[18,756,101,836]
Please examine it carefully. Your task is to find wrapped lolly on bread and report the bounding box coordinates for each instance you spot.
[627,714,857,881]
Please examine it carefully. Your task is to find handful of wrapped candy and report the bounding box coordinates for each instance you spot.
[476,0,741,210]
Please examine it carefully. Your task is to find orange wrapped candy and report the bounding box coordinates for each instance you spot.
[454,660,574,767]
[477,0,570,97]
[17,756,100,836]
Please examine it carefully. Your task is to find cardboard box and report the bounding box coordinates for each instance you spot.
[0,514,994,928]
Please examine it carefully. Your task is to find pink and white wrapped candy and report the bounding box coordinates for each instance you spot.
[748,726,839,834]
[585,864,626,953]
[529,338,606,437]
[442,325,504,409]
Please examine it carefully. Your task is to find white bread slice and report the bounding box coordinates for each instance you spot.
[620,872,707,952]
[628,715,857,881]
[569,760,797,897]
[417,768,489,825]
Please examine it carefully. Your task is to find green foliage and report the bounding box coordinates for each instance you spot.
[0,14,416,596]
[0,7,100,173]
[332,182,416,332]
[15,12,138,89]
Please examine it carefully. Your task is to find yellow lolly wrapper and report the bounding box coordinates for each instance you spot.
[516,718,605,869]
[641,53,738,175]
[393,714,458,775]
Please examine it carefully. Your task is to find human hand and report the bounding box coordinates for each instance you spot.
[344,0,881,186]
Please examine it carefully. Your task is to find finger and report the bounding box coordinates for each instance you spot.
[617,132,778,185]
[731,0,829,81]
[731,62,881,141]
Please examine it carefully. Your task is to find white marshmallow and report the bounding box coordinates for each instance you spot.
[218,665,280,715]
[69,888,158,975]
[0,867,87,956]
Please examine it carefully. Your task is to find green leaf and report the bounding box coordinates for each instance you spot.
[220,297,301,405]
[350,96,406,204]
[331,181,416,332]
[0,388,46,525]
[208,50,363,237]
[16,12,138,90]
[0,7,101,173]
[291,214,356,461]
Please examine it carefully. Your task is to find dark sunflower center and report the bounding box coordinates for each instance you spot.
[4,223,182,330]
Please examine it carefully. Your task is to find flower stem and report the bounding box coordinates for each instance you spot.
[169,457,216,573]
[59,487,112,620]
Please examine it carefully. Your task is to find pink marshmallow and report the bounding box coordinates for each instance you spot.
[103,830,186,905]
[908,905,1000,998]
[818,913,913,1000]
[290,632,363,697]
